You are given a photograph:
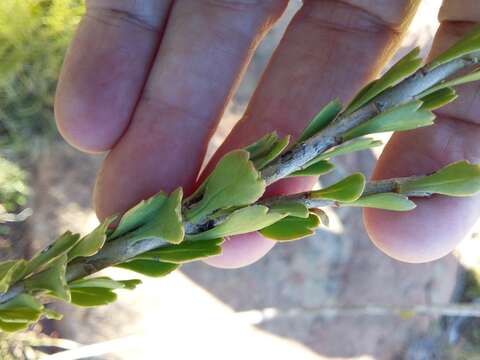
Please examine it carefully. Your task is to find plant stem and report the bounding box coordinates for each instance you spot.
[260,57,475,186]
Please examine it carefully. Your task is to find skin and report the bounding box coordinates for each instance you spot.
[55,0,480,268]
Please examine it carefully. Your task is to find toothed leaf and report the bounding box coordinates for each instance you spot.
[346,47,422,113]
[133,238,223,264]
[185,150,265,223]
[0,260,26,293]
[429,24,480,69]
[25,255,70,302]
[420,87,458,110]
[69,217,115,261]
[311,173,365,202]
[343,101,435,140]
[289,160,335,177]
[0,294,43,323]
[70,287,117,307]
[399,160,480,196]
[110,192,167,239]
[128,188,184,244]
[186,205,286,241]
[297,99,342,143]
[260,213,321,241]
[116,260,179,278]
[22,231,80,279]
[253,135,290,169]
[345,193,416,211]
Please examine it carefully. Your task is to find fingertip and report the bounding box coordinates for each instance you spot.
[363,196,473,263]
[204,232,276,269]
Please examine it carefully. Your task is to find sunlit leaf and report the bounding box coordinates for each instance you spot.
[244,132,279,160]
[268,201,309,218]
[118,279,142,290]
[343,101,435,140]
[345,193,416,211]
[297,99,342,143]
[0,294,43,323]
[260,213,321,241]
[0,319,30,332]
[25,255,70,302]
[310,173,365,202]
[133,238,223,264]
[419,87,458,110]
[110,192,167,239]
[68,216,115,260]
[184,150,265,223]
[289,160,335,177]
[116,260,179,278]
[70,287,117,307]
[253,135,290,170]
[419,70,480,98]
[306,138,382,164]
[22,231,80,279]
[429,24,480,69]
[346,47,422,113]
[0,259,26,293]
[399,160,480,196]
[129,188,184,244]
[69,277,126,290]
[186,205,286,241]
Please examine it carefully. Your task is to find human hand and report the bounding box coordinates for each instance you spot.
[55,0,480,268]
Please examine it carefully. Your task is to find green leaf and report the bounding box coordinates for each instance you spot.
[25,255,70,302]
[70,287,117,307]
[399,160,480,196]
[310,173,365,202]
[267,201,309,218]
[68,217,115,261]
[110,192,167,239]
[116,260,179,278]
[343,101,435,141]
[420,87,458,110]
[253,135,290,170]
[43,308,63,320]
[429,24,480,69]
[346,47,422,113]
[129,188,184,244]
[186,205,287,241]
[297,99,342,143]
[0,319,30,332]
[289,161,335,177]
[22,231,80,279]
[260,213,321,241]
[184,150,265,223]
[345,193,416,211]
[0,260,26,293]
[0,294,43,323]
[245,132,278,158]
[419,70,480,98]
[134,238,224,264]
[306,138,382,165]
[69,276,126,290]
[118,279,142,290]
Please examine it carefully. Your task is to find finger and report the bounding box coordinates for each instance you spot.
[55,0,173,152]
[364,1,480,263]
[94,0,289,218]
[204,0,420,268]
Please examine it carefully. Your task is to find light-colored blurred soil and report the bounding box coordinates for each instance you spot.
[25,1,480,359]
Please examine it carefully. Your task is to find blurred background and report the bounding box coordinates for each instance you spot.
[1,0,480,359]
